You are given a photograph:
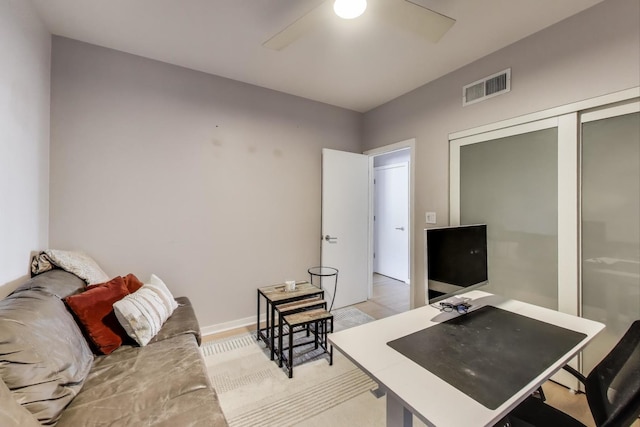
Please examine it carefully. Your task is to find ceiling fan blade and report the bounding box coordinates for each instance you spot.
[263,1,333,51]
[374,0,455,43]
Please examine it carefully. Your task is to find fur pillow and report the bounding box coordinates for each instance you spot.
[34,250,109,284]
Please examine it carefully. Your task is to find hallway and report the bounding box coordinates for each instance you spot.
[354,273,410,320]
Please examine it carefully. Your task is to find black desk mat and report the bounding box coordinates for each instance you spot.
[387,305,586,409]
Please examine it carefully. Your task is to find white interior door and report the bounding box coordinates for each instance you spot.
[321,148,369,309]
[374,163,409,282]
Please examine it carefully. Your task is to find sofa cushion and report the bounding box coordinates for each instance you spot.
[64,276,131,354]
[148,296,202,346]
[55,334,228,427]
[0,290,93,425]
[11,269,86,299]
[0,377,40,427]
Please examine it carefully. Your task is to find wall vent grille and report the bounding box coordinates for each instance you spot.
[463,68,511,106]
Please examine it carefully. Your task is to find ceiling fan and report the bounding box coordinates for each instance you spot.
[263,0,456,51]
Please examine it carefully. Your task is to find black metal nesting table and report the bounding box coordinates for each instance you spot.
[256,281,324,361]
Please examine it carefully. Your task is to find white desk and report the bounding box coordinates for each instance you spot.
[328,291,604,427]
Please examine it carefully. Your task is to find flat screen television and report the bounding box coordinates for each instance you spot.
[425,224,488,303]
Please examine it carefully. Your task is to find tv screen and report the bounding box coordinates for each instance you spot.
[426,224,488,303]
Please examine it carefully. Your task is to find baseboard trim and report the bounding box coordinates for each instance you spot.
[201,313,266,338]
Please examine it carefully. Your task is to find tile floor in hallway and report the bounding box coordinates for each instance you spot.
[353,273,410,319]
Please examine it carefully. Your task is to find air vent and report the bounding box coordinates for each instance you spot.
[463,68,511,106]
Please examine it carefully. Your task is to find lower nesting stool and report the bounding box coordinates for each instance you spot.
[280,309,333,378]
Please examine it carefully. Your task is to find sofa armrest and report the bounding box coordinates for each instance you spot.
[147,296,202,346]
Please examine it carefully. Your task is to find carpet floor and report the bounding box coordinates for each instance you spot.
[202,307,420,427]
[201,306,626,427]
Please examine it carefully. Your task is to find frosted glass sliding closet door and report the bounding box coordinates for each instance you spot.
[450,89,640,382]
[581,107,640,374]
[451,115,581,388]
[454,121,560,310]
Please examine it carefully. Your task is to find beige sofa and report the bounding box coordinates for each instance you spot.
[0,269,228,426]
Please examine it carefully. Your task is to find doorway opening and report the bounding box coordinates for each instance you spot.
[360,140,415,318]
[374,152,410,283]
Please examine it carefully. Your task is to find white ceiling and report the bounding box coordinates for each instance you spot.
[31,0,605,112]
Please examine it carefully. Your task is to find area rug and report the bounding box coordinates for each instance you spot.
[202,307,390,427]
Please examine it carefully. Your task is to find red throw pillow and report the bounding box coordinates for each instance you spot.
[123,273,143,293]
[65,276,130,354]
[86,273,143,294]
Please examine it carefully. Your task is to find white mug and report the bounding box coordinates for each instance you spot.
[285,280,296,291]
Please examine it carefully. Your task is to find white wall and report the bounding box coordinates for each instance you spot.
[362,0,640,307]
[0,0,51,296]
[49,37,362,329]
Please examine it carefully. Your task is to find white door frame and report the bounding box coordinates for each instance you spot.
[365,139,416,308]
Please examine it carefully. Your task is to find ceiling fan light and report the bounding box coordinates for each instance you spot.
[333,0,367,19]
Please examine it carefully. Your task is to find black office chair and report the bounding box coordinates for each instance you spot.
[508,320,640,427]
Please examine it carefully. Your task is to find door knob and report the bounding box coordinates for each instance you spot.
[395,227,405,231]
[324,235,338,243]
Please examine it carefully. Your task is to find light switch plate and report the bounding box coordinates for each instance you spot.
[426,212,437,224]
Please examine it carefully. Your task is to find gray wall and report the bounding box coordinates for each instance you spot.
[49,37,362,329]
[0,0,51,296]
[5,0,638,328]
[362,0,640,306]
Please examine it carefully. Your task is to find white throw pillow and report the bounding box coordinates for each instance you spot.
[149,274,179,311]
[113,275,177,346]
